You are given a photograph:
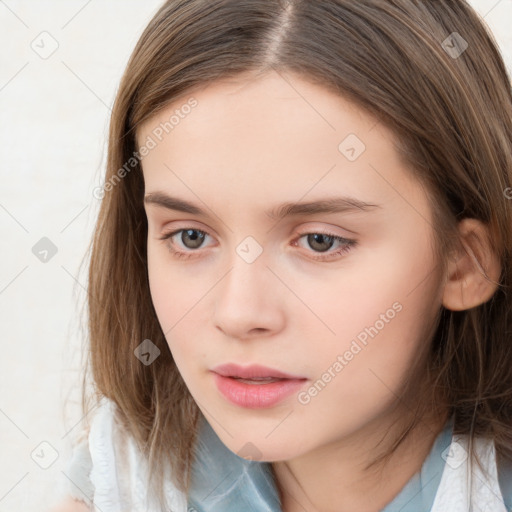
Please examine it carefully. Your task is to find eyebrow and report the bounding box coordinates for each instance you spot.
[144,191,382,220]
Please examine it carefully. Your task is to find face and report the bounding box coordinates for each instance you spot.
[138,70,445,461]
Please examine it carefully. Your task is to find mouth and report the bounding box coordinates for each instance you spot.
[228,376,285,384]
[210,363,308,408]
[211,362,306,380]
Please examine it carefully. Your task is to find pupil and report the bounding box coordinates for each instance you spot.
[182,229,204,249]
[308,233,334,252]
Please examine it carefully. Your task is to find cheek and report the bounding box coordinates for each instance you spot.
[292,280,439,440]
[293,229,436,343]
[305,230,439,386]
[146,247,211,370]
[147,248,173,326]
[147,246,198,328]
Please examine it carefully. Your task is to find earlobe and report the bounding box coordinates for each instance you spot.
[441,218,501,311]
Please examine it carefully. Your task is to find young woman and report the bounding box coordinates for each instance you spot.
[51,1,512,510]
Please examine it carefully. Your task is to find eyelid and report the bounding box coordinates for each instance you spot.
[292,223,353,239]
[156,219,218,235]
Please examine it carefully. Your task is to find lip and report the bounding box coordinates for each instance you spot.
[211,363,306,380]
[210,363,308,409]
[211,373,308,409]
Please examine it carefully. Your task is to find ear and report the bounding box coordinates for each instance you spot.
[442,218,501,311]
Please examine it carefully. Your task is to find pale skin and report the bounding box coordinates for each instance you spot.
[50,70,500,512]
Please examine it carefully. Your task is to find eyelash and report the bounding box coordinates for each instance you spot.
[157,228,357,262]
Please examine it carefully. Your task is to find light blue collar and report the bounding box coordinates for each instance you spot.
[188,414,281,511]
[380,416,454,511]
[187,415,454,511]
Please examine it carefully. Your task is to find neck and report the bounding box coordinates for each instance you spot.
[271,408,449,512]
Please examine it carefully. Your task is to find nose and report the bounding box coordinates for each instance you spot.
[213,252,285,340]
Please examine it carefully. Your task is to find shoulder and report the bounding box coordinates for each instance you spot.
[59,397,127,507]
[60,397,188,512]
[62,435,94,504]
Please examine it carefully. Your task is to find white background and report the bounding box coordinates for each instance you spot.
[0,1,510,510]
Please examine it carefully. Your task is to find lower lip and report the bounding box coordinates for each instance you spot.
[212,373,307,408]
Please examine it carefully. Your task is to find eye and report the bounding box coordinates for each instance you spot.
[158,228,357,261]
[158,228,212,259]
[293,231,357,261]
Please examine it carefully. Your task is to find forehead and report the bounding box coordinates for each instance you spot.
[137,70,385,148]
[137,70,428,221]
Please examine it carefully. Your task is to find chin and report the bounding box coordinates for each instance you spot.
[216,431,307,463]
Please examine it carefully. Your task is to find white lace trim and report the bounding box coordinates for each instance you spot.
[431,434,507,512]
[88,398,123,512]
[88,398,188,512]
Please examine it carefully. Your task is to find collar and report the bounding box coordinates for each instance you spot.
[188,414,281,511]
[187,414,505,512]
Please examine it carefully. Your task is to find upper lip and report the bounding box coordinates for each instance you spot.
[211,363,306,380]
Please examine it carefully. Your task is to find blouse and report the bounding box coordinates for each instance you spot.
[60,397,512,511]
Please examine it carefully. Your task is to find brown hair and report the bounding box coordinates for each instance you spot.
[77,0,512,508]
